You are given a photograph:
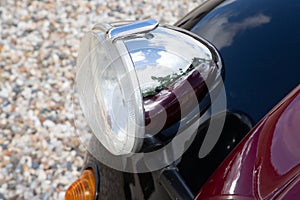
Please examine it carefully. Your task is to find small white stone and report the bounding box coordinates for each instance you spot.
[38,170,47,181]
[43,119,55,128]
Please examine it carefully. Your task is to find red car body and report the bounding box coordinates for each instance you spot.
[196,85,300,199]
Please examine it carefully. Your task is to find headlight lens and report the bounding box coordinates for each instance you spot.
[76,28,145,155]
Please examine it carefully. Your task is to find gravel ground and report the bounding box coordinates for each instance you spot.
[0,0,203,199]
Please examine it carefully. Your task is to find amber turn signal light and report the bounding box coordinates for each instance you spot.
[65,169,96,200]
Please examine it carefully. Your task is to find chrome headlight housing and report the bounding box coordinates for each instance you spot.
[76,19,223,155]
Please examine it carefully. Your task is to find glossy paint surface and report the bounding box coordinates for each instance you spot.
[176,0,300,193]
[196,85,300,199]
[179,0,300,123]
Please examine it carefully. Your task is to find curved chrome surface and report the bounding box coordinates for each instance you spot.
[108,18,158,41]
[124,25,213,97]
[79,19,223,155]
[121,22,223,138]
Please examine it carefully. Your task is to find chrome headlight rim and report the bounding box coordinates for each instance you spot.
[76,18,225,157]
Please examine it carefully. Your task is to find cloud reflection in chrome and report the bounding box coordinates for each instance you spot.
[192,13,271,50]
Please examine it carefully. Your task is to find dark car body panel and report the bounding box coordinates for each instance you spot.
[195,85,300,199]
[175,0,300,194]
[83,0,300,199]
[178,0,300,124]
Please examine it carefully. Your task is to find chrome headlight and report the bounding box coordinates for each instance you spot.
[76,19,223,155]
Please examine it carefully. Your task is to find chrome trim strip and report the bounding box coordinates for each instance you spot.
[107,18,158,41]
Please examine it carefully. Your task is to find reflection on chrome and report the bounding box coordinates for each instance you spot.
[139,57,211,97]
[125,26,213,97]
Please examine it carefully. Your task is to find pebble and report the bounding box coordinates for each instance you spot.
[0,0,204,199]
[32,160,40,170]
[0,193,6,200]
